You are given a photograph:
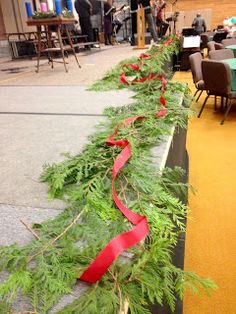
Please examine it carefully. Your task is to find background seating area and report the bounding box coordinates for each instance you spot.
[189,36,236,125]
[198,60,236,124]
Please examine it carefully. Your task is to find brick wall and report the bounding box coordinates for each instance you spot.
[165,0,236,30]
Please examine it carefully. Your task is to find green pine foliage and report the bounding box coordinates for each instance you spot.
[0,35,217,313]
[90,35,180,92]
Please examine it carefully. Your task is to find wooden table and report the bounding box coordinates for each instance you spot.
[27,17,81,73]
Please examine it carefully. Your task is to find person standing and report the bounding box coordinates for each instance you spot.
[192,13,207,35]
[138,0,158,43]
[112,9,124,36]
[104,0,115,45]
[74,0,94,42]
[156,0,168,37]
[103,0,125,45]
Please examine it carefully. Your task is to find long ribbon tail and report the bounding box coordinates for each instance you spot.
[80,217,149,283]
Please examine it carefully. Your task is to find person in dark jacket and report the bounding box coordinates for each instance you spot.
[74,0,93,42]
[192,13,206,35]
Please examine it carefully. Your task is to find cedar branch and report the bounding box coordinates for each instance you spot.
[27,209,84,262]
[20,219,41,240]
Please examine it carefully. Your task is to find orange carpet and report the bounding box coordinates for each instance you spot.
[173,72,236,314]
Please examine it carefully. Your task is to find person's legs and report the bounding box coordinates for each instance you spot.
[162,22,169,37]
[156,21,161,37]
[104,34,109,45]
[80,17,93,42]
[83,17,93,42]
[79,17,86,37]
[114,19,122,34]
[108,33,113,44]
[104,18,113,45]
[146,13,158,42]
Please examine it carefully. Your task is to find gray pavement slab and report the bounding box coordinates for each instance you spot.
[0,204,60,246]
[0,86,135,209]
[0,85,134,114]
[0,114,103,208]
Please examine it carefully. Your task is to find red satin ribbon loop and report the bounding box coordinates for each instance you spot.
[156,107,167,117]
[120,72,129,85]
[122,63,140,71]
[164,38,173,46]
[139,53,151,59]
[160,95,166,106]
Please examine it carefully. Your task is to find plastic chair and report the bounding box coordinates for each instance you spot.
[189,52,206,102]
[198,60,236,124]
[209,49,234,60]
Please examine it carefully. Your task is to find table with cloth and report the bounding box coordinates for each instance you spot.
[225,44,236,58]
[223,58,236,91]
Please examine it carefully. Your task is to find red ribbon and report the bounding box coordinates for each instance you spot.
[120,72,129,85]
[120,72,167,88]
[122,63,140,71]
[136,74,165,84]
[120,63,140,85]
[80,116,149,283]
[139,53,151,59]
[163,38,173,46]
[156,107,166,117]
[80,77,168,284]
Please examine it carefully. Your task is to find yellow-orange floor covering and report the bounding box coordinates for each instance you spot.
[172,71,236,314]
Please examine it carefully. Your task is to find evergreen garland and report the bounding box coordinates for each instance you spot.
[0,36,217,314]
[32,9,73,20]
